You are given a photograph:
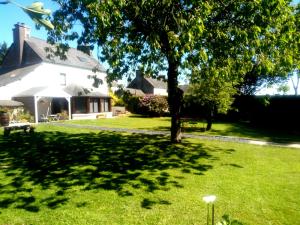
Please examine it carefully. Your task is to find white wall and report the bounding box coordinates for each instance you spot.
[0,85,11,100]
[153,88,168,96]
[0,62,109,99]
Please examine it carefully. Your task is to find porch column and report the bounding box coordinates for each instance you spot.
[66,97,71,120]
[34,96,39,124]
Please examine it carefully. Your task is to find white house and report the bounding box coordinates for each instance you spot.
[0,23,112,123]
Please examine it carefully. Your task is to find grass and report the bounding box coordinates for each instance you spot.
[65,114,300,143]
[0,124,299,225]
[64,114,172,130]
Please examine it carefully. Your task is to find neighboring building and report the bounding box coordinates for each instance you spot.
[0,23,112,123]
[127,70,168,96]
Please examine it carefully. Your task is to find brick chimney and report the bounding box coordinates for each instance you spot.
[136,70,143,83]
[13,23,31,66]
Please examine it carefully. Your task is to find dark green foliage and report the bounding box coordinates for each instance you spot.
[229,95,300,131]
[122,91,141,114]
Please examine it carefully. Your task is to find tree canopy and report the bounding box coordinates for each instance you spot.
[49,0,298,142]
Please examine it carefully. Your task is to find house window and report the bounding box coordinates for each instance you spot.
[73,98,86,113]
[89,98,99,113]
[60,73,66,86]
[100,98,110,112]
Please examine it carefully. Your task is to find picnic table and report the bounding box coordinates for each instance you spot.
[3,122,35,136]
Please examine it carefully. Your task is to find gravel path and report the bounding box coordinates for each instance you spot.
[52,123,300,149]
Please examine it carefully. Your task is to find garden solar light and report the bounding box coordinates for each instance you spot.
[203,195,216,225]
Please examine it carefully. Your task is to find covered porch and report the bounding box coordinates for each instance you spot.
[14,87,72,123]
[65,84,112,120]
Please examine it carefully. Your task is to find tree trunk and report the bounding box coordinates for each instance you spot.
[167,60,182,143]
[160,31,182,143]
[292,72,299,95]
[206,108,213,131]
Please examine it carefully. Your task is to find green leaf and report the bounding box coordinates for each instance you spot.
[21,2,54,30]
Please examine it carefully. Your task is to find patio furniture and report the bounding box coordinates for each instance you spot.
[48,114,60,121]
[40,114,49,122]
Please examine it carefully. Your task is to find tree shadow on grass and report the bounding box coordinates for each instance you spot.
[0,130,222,211]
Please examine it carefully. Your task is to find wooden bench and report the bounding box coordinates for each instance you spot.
[3,123,35,136]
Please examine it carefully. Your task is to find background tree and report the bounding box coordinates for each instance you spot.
[290,70,300,95]
[0,42,8,65]
[290,4,300,95]
[277,83,290,95]
[238,2,299,96]
[184,72,237,131]
[49,0,296,142]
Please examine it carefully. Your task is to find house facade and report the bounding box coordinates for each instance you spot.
[127,70,168,96]
[0,23,112,123]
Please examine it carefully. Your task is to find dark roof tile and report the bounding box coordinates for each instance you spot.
[144,77,167,89]
[25,37,106,72]
[0,64,39,87]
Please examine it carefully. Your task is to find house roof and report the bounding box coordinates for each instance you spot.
[125,88,145,96]
[0,64,39,87]
[64,84,109,97]
[144,77,167,89]
[14,86,71,98]
[0,100,24,107]
[25,37,106,72]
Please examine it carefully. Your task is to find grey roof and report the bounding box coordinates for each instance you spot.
[25,37,106,72]
[14,87,47,97]
[0,100,24,107]
[64,84,109,97]
[145,77,167,89]
[125,88,145,96]
[0,64,39,87]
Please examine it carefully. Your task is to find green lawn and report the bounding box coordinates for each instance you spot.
[65,115,300,143]
[0,124,299,225]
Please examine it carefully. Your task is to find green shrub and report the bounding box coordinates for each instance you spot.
[17,110,33,122]
[122,91,141,113]
[0,107,34,123]
[109,90,125,106]
[122,92,169,117]
[57,110,69,120]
